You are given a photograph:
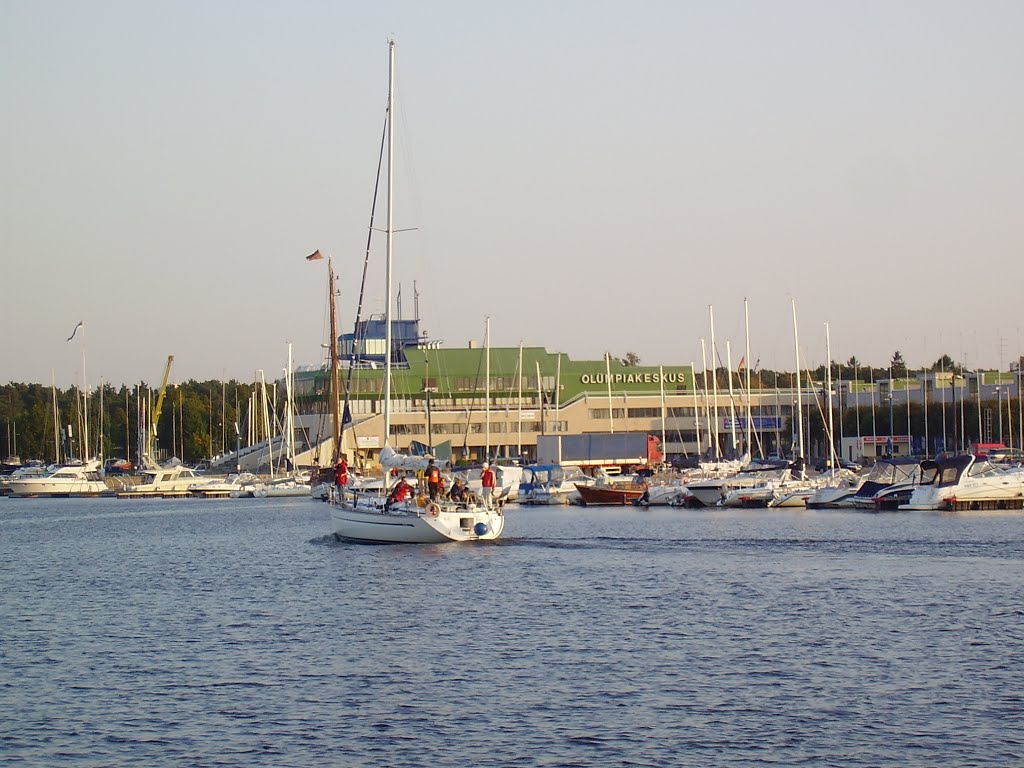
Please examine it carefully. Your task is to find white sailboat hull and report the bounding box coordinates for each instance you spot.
[331,501,505,544]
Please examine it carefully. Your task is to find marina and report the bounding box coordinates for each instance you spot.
[4,5,1024,766]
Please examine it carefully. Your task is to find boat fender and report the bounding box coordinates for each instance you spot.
[474,522,489,536]
[426,502,441,519]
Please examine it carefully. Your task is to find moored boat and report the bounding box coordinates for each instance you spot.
[116,460,208,498]
[900,454,1024,511]
[574,480,646,506]
[7,459,110,498]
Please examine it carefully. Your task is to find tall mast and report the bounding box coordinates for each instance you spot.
[516,341,523,458]
[51,371,60,463]
[700,339,712,458]
[692,360,702,457]
[792,298,804,461]
[659,365,667,460]
[605,352,614,434]
[825,322,836,469]
[328,258,341,464]
[744,298,752,457]
[485,316,491,459]
[726,340,737,455]
[383,38,395,445]
[709,306,720,458]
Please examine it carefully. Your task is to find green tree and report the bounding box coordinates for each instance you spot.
[890,350,907,377]
[931,353,960,373]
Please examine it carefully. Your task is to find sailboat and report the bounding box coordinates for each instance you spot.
[256,344,313,497]
[330,40,504,543]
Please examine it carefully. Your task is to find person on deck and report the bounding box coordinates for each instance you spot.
[426,459,442,501]
[335,455,349,500]
[480,462,496,509]
[449,478,468,502]
[384,476,412,511]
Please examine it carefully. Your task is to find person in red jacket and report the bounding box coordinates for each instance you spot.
[480,461,496,509]
[384,476,412,511]
[334,455,349,500]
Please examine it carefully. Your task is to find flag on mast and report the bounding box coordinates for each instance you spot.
[306,249,324,261]
[737,356,746,372]
[67,321,84,342]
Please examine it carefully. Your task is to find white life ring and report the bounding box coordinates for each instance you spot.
[426,502,441,519]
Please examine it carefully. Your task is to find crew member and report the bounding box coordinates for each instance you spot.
[426,459,442,501]
[449,478,468,502]
[480,461,496,509]
[384,476,412,511]
[335,454,349,500]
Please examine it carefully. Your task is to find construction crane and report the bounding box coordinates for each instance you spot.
[143,355,174,469]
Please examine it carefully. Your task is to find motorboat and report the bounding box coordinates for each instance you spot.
[7,459,110,497]
[804,469,865,508]
[900,454,1024,511]
[518,464,595,505]
[254,472,313,498]
[849,458,924,511]
[0,461,49,496]
[573,473,653,506]
[686,458,802,507]
[189,472,261,498]
[116,459,209,498]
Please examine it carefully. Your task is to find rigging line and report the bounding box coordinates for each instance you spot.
[459,348,488,451]
[339,108,390,457]
[803,365,837,448]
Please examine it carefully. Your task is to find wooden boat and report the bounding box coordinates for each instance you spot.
[574,482,645,506]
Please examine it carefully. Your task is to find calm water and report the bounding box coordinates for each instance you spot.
[1,497,1022,767]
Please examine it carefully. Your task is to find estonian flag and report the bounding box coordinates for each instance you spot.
[67,321,83,342]
[306,249,324,261]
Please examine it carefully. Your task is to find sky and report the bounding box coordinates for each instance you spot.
[3,1,1023,388]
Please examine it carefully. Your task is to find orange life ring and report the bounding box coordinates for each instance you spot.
[426,502,441,519]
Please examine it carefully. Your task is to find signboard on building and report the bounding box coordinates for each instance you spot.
[723,417,783,430]
[356,436,382,449]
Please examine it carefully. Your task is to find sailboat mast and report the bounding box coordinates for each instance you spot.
[51,371,60,464]
[659,365,667,459]
[383,38,395,445]
[692,360,702,457]
[709,306,720,458]
[516,342,523,458]
[605,352,614,434]
[328,258,341,464]
[726,340,737,454]
[825,323,836,468]
[792,298,804,461]
[485,316,491,459]
[744,298,752,456]
[700,339,712,458]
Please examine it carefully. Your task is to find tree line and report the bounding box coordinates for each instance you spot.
[0,380,260,465]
